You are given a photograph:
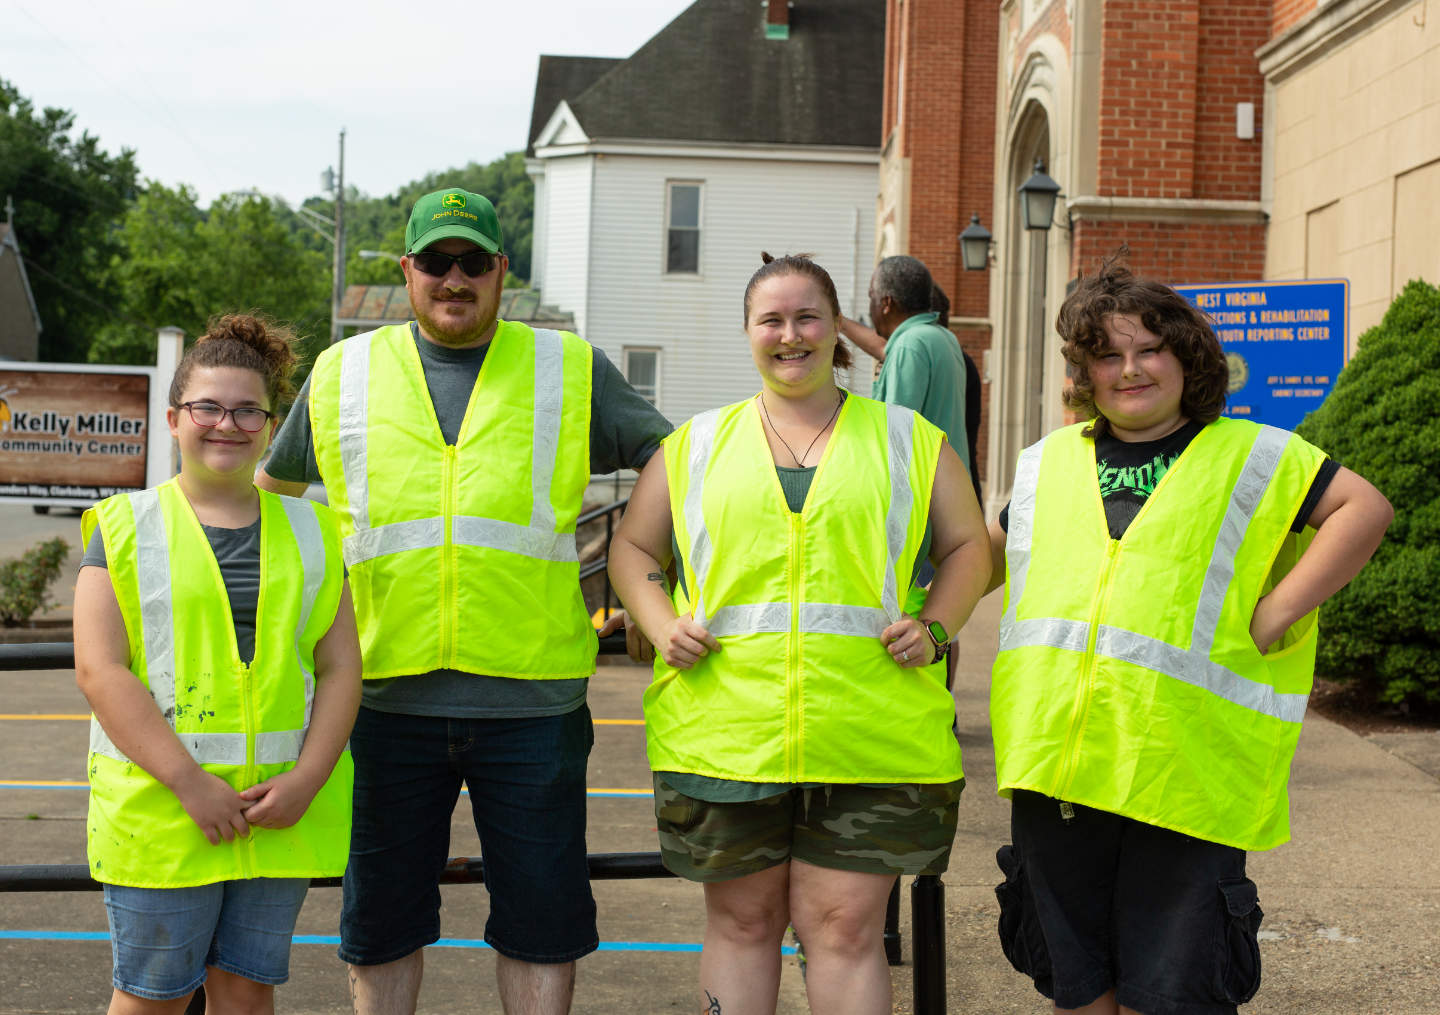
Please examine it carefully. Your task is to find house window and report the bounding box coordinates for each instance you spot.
[666,182,702,274]
[623,347,660,405]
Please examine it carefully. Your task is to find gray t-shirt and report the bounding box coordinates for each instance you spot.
[82,520,262,664]
[264,321,671,718]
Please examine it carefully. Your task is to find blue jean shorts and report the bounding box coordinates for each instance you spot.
[339,705,598,966]
[103,878,309,1001]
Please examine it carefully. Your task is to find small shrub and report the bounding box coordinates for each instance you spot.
[1296,278,1440,705]
[0,537,71,626]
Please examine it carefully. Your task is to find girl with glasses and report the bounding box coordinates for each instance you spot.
[74,313,361,1014]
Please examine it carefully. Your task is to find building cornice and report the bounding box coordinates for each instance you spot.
[533,138,879,165]
[1066,196,1268,225]
[1257,0,1414,82]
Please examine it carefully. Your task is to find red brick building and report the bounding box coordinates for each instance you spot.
[881,0,1438,504]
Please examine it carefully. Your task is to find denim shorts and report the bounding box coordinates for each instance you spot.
[103,878,309,1001]
[339,705,598,966]
[995,790,1263,1015]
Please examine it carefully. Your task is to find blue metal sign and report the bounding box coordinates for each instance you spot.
[1174,279,1348,431]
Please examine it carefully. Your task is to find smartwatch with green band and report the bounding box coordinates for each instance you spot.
[921,618,951,662]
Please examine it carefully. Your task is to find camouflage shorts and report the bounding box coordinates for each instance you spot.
[653,775,964,882]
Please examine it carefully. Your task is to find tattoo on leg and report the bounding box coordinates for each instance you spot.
[704,989,722,1014]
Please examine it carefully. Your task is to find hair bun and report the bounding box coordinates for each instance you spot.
[760,251,775,265]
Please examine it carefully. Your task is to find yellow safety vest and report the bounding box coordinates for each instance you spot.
[83,480,350,887]
[992,418,1328,850]
[645,395,962,783]
[308,321,595,680]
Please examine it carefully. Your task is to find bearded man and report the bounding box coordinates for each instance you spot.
[259,188,669,1014]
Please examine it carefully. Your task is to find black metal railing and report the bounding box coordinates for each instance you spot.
[578,496,629,620]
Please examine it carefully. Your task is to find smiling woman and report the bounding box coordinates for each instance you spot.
[607,253,992,1015]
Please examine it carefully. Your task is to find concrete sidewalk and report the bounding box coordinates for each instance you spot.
[2,504,1439,1012]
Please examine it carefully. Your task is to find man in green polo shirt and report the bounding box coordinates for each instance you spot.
[866,255,970,471]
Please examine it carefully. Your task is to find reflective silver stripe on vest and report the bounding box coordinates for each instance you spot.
[702,604,892,636]
[90,729,307,767]
[1097,625,1309,723]
[90,492,314,768]
[344,517,446,567]
[1189,426,1287,658]
[90,489,178,764]
[681,402,916,639]
[133,489,176,718]
[999,439,1045,639]
[530,329,564,534]
[256,729,307,765]
[337,328,576,567]
[682,408,723,627]
[705,603,892,639]
[801,603,892,639]
[339,334,373,530]
[279,496,326,732]
[708,602,789,638]
[1001,426,1305,722]
[1000,616,1090,654]
[880,403,915,623]
[453,516,578,563]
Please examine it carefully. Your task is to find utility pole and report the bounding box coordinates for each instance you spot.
[328,129,347,345]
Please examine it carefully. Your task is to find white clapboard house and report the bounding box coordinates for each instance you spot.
[525,0,883,428]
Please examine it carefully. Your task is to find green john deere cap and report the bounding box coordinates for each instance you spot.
[405,188,503,254]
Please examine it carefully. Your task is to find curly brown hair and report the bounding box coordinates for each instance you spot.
[1057,249,1228,438]
[742,252,854,370]
[168,313,302,410]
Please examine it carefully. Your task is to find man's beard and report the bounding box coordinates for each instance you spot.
[412,289,497,347]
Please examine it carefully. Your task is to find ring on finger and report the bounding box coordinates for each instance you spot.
[901,650,910,661]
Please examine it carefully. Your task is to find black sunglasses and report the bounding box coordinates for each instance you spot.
[410,249,502,278]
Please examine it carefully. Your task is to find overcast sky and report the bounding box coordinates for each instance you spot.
[4,0,695,208]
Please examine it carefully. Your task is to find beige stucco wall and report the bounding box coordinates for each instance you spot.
[1264,2,1439,348]
[875,142,911,260]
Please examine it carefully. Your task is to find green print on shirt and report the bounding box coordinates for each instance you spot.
[1096,447,1184,501]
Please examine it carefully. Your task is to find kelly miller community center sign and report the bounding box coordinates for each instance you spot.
[0,337,189,509]
[1174,279,1348,431]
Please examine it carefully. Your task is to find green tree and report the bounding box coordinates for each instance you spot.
[1295,279,1440,705]
[0,78,139,361]
[91,185,330,373]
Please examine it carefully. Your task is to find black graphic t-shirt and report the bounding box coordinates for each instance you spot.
[999,420,1338,540]
[1093,419,1207,538]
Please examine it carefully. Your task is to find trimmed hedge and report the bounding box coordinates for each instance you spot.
[1295,279,1440,704]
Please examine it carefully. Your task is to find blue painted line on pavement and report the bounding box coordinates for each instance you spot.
[0,929,795,955]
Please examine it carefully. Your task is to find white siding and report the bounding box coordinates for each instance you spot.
[582,154,878,426]
[538,155,595,337]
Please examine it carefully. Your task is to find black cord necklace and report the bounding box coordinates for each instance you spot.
[759,391,845,467]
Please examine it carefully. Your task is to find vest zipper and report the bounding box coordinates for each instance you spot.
[1056,539,1120,801]
[786,511,802,782]
[239,659,257,878]
[440,444,457,666]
